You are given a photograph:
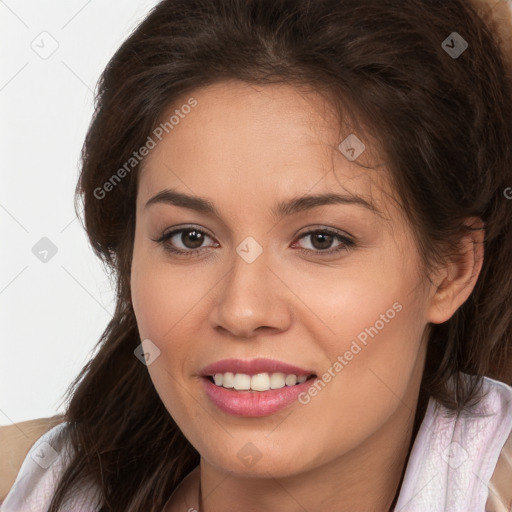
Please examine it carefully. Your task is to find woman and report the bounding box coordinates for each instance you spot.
[2,0,512,510]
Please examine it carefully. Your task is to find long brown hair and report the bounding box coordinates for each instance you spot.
[47,0,512,510]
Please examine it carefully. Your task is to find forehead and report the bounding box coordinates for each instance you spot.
[137,80,395,219]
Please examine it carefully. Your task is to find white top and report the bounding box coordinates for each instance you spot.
[2,375,512,512]
[395,375,512,511]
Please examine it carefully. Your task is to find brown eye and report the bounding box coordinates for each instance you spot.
[179,229,205,249]
[309,232,335,250]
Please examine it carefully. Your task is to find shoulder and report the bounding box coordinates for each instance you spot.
[0,415,65,502]
[0,418,101,512]
[477,375,512,443]
[395,374,512,511]
[482,377,512,511]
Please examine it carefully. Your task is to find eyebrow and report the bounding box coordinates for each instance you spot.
[144,188,381,219]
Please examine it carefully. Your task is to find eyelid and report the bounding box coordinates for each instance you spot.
[294,224,354,239]
[156,223,216,241]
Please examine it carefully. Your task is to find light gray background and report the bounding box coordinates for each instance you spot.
[0,0,160,425]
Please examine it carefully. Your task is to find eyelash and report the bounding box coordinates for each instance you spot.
[152,225,356,258]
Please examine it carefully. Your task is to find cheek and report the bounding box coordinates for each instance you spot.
[314,291,427,437]
[285,250,427,409]
[131,242,210,341]
[131,251,199,426]
[130,246,212,406]
[274,242,423,349]
[131,271,171,340]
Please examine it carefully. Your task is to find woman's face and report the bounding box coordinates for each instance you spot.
[131,80,436,478]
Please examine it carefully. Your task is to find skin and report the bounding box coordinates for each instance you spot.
[130,80,484,512]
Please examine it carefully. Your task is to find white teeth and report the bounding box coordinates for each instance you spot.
[211,372,312,391]
[285,374,297,386]
[233,373,251,390]
[222,372,234,388]
[270,372,286,389]
[251,373,270,391]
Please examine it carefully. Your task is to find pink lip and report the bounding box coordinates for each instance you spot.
[200,358,316,377]
[202,376,318,417]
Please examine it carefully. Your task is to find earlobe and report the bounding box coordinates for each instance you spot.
[426,217,485,325]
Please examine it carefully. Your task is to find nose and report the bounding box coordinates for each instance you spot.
[209,244,293,339]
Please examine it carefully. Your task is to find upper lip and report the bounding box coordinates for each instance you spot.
[200,358,316,377]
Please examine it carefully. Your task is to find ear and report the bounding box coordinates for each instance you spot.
[426,217,485,324]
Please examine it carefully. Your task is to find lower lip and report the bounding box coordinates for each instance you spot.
[202,376,318,417]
